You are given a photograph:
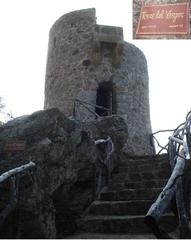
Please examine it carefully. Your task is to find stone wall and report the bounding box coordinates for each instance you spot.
[133,0,191,39]
[44,8,154,156]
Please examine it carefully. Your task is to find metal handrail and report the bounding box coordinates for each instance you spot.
[73,98,114,124]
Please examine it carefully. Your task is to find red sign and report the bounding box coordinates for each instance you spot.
[4,141,26,151]
[136,2,189,35]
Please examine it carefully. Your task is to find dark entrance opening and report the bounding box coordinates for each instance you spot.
[95,82,115,116]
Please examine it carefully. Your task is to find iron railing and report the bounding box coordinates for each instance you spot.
[73,98,114,124]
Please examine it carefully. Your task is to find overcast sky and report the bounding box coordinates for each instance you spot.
[0,0,190,145]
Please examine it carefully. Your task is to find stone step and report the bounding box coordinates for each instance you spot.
[100,188,162,201]
[125,179,168,189]
[87,200,154,216]
[119,155,169,167]
[119,160,169,167]
[116,162,170,173]
[111,170,170,182]
[110,179,160,189]
[65,231,156,239]
[78,214,177,234]
[106,179,168,191]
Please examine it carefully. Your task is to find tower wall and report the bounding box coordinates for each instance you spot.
[44,8,154,156]
[45,9,96,116]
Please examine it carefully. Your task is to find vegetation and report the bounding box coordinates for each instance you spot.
[0,97,13,125]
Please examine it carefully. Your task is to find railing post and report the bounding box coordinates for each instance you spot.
[93,137,114,199]
[176,178,190,238]
[0,161,36,229]
[145,110,191,239]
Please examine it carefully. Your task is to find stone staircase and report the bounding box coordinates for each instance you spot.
[77,154,178,235]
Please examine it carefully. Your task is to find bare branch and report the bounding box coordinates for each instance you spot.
[0,161,35,183]
[146,110,191,238]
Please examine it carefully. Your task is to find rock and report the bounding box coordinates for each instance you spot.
[0,109,129,238]
[0,108,97,238]
[82,115,128,167]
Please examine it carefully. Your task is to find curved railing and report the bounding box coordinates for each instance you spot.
[151,129,175,155]
[0,161,36,228]
[145,111,191,238]
[93,137,114,199]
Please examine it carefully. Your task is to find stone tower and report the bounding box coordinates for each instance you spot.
[44,8,154,156]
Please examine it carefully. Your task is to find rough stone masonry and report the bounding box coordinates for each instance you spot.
[44,8,154,156]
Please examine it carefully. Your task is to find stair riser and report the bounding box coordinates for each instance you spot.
[88,201,153,216]
[119,156,169,166]
[117,163,170,173]
[112,171,170,183]
[125,180,168,189]
[107,179,168,190]
[78,215,177,234]
[100,189,162,201]
[78,217,151,234]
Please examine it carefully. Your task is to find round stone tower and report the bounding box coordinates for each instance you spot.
[44,8,154,156]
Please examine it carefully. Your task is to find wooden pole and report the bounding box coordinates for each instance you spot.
[145,153,186,238]
[175,178,190,238]
[0,177,18,228]
[0,161,35,183]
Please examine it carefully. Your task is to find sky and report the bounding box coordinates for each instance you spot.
[0,0,190,146]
